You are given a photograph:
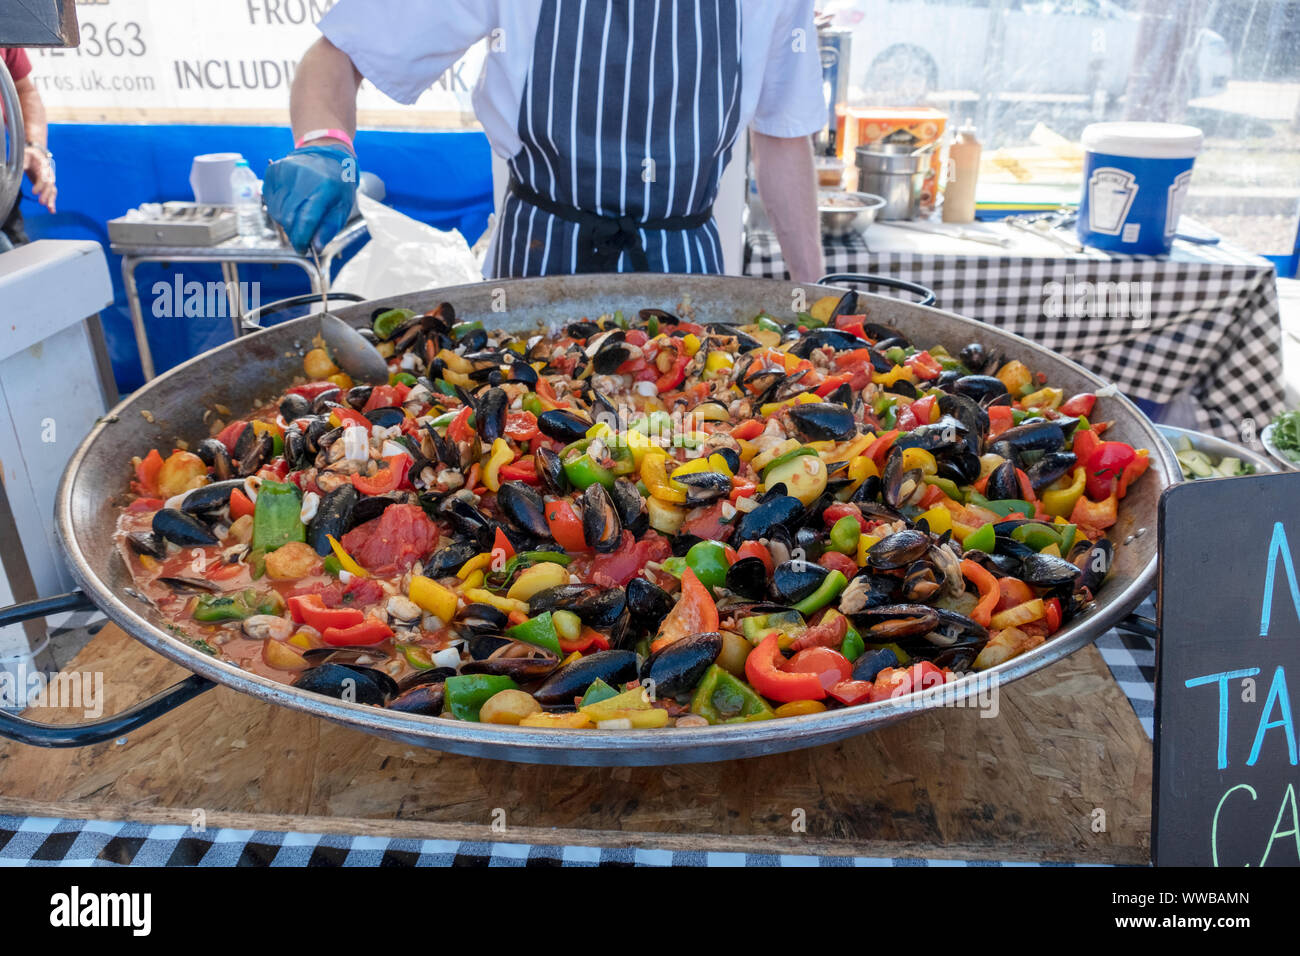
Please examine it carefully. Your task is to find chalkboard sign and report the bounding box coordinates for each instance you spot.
[1155,472,1300,866]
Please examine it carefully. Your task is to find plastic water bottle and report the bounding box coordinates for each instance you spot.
[230,160,264,240]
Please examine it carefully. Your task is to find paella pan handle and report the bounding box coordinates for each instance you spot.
[818,273,937,308]
[240,290,366,333]
[1114,612,1157,641]
[0,591,216,749]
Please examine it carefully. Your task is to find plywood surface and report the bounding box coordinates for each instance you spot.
[0,624,1152,863]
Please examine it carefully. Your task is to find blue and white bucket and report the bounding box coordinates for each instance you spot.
[1076,122,1203,255]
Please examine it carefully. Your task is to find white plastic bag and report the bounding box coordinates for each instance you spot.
[333,194,482,298]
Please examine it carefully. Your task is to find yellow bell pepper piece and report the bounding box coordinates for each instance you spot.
[461,570,485,591]
[436,349,472,374]
[288,631,315,650]
[704,352,734,374]
[917,505,952,536]
[482,437,514,492]
[441,369,472,388]
[642,451,687,504]
[671,452,734,480]
[775,699,828,717]
[580,686,653,720]
[457,553,493,579]
[587,421,615,440]
[595,708,671,729]
[326,534,367,577]
[737,438,759,463]
[872,365,915,387]
[900,447,938,476]
[856,533,881,567]
[681,333,702,356]
[409,575,458,622]
[519,711,594,729]
[463,588,530,617]
[1020,386,1064,410]
[1041,466,1087,518]
[809,295,840,324]
[847,456,880,482]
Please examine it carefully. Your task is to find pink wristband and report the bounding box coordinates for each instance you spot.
[296,128,355,151]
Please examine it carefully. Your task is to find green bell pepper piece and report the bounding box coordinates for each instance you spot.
[434,380,458,397]
[390,371,418,387]
[963,522,996,553]
[247,548,267,580]
[690,665,775,724]
[1011,522,1063,552]
[521,393,545,417]
[828,515,862,554]
[740,610,805,643]
[563,452,616,490]
[841,627,865,662]
[796,310,825,329]
[756,314,783,335]
[443,674,519,722]
[372,308,414,340]
[660,556,688,580]
[520,550,573,566]
[580,678,620,708]
[922,475,965,502]
[685,540,729,589]
[451,320,485,340]
[251,480,305,552]
[507,612,562,656]
[646,314,660,337]
[321,554,342,577]
[885,346,907,365]
[760,444,819,480]
[193,588,281,623]
[793,570,847,616]
[1011,408,1029,425]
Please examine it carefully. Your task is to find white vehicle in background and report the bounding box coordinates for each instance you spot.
[822,0,1233,103]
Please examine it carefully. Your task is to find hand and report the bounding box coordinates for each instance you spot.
[23,146,56,213]
[263,144,358,254]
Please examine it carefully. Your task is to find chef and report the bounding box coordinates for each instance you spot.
[265,0,825,282]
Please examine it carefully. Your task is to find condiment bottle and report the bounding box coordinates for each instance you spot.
[942,123,981,224]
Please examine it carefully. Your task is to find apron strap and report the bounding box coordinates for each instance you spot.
[509,176,713,274]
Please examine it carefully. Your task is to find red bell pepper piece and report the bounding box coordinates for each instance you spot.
[321,617,395,647]
[492,527,515,562]
[908,394,937,427]
[545,497,589,552]
[651,568,719,653]
[216,421,248,454]
[287,381,342,402]
[834,314,868,339]
[1071,427,1102,468]
[229,487,256,521]
[815,372,853,398]
[289,593,365,631]
[654,351,691,393]
[1070,491,1118,532]
[737,540,774,575]
[987,405,1015,440]
[447,405,475,444]
[745,633,828,703]
[866,430,900,467]
[361,384,409,414]
[351,454,411,496]
[730,419,765,441]
[134,449,165,495]
[961,558,1001,628]
[500,456,542,485]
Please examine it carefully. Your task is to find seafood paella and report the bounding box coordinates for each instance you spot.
[118,291,1149,730]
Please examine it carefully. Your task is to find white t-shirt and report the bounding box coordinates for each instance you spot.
[319,0,827,160]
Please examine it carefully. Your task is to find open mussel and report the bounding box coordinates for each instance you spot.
[237,433,274,477]
[640,632,722,698]
[442,496,496,548]
[855,604,942,640]
[580,482,623,553]
[152,508,218,547]
[195,438,235,480]
[422,541,478,579]
[533,650,639,705]
[787,402,857,442]
[900,560,942,602]
[882,447,926,509]
[674,470,732,506]
[126,530,167,560]
[386,683,445,716]
[839,570,900,614]
[460,647,560,683]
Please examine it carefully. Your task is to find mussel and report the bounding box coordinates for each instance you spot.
[307,484,358,555]
[733,494,803,543]
[537,409,593,444]
[952,375,1008,404]
[497,481,551,539]
[386,683,445,716]
[580,482,623,553]
[771,560,830,604]
[639,632,722,698]
[786,402,857,442]
[723,556,769,600]
[984,459,1023,502]
[1020,552,1081,588]
[532,650,639,705]
[626,577,674,627]
[195,438,235,480]
[534,447,570,496]
[294,663,395,706]
[673,470,732,506]
[476,387,508,441]
[177,479,244,515]
[152,508,218,547]
[611,478,648,535]
[1026,451,1077,491]
[865,529,931,570]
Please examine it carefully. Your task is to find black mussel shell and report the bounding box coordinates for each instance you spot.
[1026,450,1077,491]
[626,577,675,627]
[734,494,804,543]
[580,482,623,553]
[126,530,167,559]
[675,471,732,506]
[985,459,1023,502]
[238,433,274,477]
[1021,552,1082,588]
[497,481,551,539]
[851,646,901,683]
[443,497,495,547]
[535,447,570,496]
[152,508,218,547]
[787,402,857,442]
[425,541,480,579]
[396,666,458,693]
[1077,540,1113,593]
[386,683,445,716]
[178,478,244,515]
[771,560,830,604]
[364,406,405,429]
[279,392,312,421]
[958,342,989,373]
[794,525,825,563]
[294,663,394,706]
[468,634,512,660]
[194,437,235,480]
[789,327,863,358]
[537,409,593,444]
[533,650,639,705]
[529,584,597,617]
[953,375,1008,403]
[460,653,560,682]
[611,478,648,535]
[724,556,769,600]
[569,586,627,629]
[640,632,722,698]
[349,491,408,529]
[865,529,930,570]
[345,384,374,410]
[307,484,359,556]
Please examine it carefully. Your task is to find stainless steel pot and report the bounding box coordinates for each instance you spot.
[856,145,929,221]
[25,273,1176,765]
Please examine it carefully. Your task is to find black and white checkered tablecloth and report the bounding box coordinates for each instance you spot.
[2,607,1156,868]
[746,229,1285,441]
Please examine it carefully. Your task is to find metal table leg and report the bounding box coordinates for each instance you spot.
[118,255,155,381]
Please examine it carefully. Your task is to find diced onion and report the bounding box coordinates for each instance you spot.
[343,425,370,462]
[432,647,462,670]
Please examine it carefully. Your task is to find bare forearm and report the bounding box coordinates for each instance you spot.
[15,79,46,150]
[290,38,363,148]
[752,131,822,284]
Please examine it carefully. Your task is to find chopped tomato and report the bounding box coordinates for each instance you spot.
[828,679,875,707]
[819,550,859,578]
[834,314,868,339]
[650,568,718,653]
[815,373,853,398]
[330,406,371,430]
[216,421,248,453]
[869,661,945,703]
[731,420,764,441]
[737,540,774,575]
[287,382,341,402]
[987,405,1015,440]
[342,576,385,608]
[589,531,672,588]
[545,498,589,552]
[1085,441,1137,500]
[1071,427,1102,469]
[865,430,900,468]
[1044,596,1063,633]
[904,350,942,381]
[447,405,475,444]
[505,411,539,442]
[362,384,408,414]
[1059,393,1096,418]
[134,449,165,495]
[229,487,256,521]
[1116,448,1149,499]
[996,577,1036,612]
[681,502,733,542]
[339,503,439,575]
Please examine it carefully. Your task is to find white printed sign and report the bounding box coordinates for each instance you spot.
[28,0,481,127]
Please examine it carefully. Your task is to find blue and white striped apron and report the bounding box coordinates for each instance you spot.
[492,0,743,278]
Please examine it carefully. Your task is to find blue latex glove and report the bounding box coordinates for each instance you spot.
[263,145,358,254]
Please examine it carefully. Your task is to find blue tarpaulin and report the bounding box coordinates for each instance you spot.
[13,123,493,391]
